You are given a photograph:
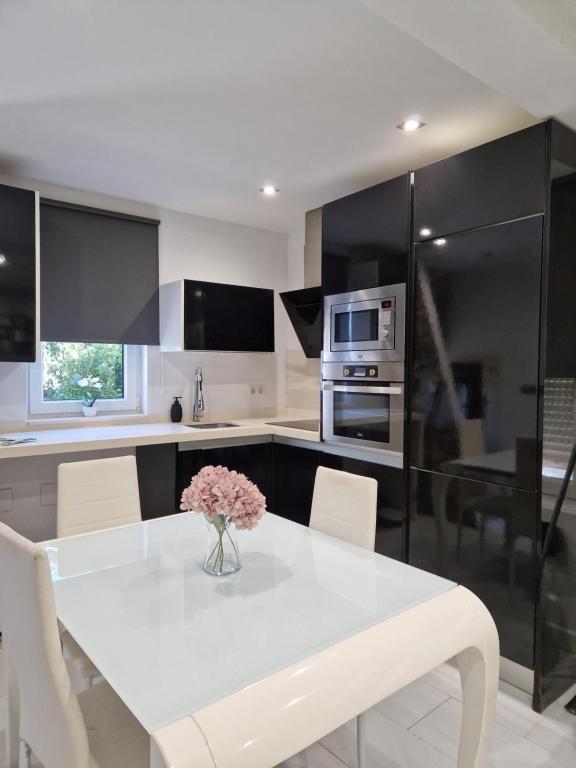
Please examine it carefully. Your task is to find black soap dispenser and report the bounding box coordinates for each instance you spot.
[170,397,183,423]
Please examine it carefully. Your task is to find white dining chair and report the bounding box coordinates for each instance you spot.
[310,465,378,551]
[309,465,378,767]
[57,455,142,538]
[0,521,152,768]
[56,455,143,687]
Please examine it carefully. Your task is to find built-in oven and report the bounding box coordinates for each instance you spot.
[321,362,404,452]
[323,283,405,363]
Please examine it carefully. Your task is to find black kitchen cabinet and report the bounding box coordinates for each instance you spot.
[272,443,405,560]
[0,184,37,362]
[409,468,539,669]
[413,123,547,240]
[184,279,274,352]
[177,442,274,510]
[410,216,543,490]
[136,444,178,520]
[322,174,410,296]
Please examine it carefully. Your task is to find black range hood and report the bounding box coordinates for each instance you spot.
[280,286,322,358]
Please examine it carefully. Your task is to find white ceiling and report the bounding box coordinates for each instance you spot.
[1,0,573,233]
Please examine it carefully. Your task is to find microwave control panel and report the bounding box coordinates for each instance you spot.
[342,365,378,378]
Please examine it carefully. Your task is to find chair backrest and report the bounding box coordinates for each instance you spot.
[57,455,141,538]
[0,523,90,768]
[310,466,378,551]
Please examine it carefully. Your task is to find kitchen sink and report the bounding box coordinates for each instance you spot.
[186,422,240,429]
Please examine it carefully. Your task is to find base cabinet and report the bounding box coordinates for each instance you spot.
[136,444,178,520]
[273,443,405,561]
[177,442,274,510]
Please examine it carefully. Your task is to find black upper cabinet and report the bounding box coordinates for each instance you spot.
[184,279,274,352]
[414,124,547,240]
[410,216,543,490]
[0,184,36,362]
[322,174,410,296]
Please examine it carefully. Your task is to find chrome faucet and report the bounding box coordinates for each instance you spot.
[192,367,205,422]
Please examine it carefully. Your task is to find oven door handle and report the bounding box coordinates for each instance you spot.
[323,384,403,395]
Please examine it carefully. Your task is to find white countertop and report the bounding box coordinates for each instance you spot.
[0,416,321,459]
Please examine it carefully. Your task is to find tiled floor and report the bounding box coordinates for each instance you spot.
[1,651,575,767]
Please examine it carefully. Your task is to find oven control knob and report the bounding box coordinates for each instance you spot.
[369,368,376,376]
[381,328,389,337]
[344,367,351,376]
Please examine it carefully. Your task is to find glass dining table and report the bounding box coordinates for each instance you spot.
[42,511,499,768]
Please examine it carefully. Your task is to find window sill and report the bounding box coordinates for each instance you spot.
[27,412,147,427]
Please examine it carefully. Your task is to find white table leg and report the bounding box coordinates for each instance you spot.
[456,643,499,768]
[356,712,366,768]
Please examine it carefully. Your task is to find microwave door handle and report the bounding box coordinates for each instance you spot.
[323,384,403,395]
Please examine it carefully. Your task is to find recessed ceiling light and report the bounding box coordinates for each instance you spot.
[0,254,8,267]
[433,238,447,246]
[260,185,279,197]
[398,118,426,132]
[419,228,432,238]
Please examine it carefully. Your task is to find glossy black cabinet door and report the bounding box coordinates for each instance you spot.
[0,184,36,362]
[322,174,410,296]
[272,443,405,560]
[177,442,274,510]
[272,443,322,527]
[414,124,546,240]
[184,279,274,352]
[136,444,178,520]
[409,468,538,668]
[411,217,543,490]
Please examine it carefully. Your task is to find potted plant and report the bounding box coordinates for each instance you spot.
[77,376,103,417]
[180,465,266,575]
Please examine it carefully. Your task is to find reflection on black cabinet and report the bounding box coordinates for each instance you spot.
[414,124,546,240]
[0,184,36,362]
[184,280,274,352]
[322,174,410,296]
[411,217,543,490]
[272,443,405,560]
[409,468,538,668]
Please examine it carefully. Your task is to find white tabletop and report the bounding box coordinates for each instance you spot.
[42,513,454,733]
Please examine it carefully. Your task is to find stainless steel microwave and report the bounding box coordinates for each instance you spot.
[323,283,406,363]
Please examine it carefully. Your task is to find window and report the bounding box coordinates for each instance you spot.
[29,342,143,417]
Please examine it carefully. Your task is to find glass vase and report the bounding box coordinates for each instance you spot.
[203,514,241,576]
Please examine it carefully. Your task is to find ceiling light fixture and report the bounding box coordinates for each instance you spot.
[260,185,279,197]
[0,254,8,267]
[419,228,432,238]
[433,238,447,246]
[398,118,426,132]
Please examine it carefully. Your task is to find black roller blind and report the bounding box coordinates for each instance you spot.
[40,200,160,344]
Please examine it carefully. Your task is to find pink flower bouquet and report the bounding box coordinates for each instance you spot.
[180,465,266,574]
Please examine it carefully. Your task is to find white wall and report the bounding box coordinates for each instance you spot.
[0,175,290,426]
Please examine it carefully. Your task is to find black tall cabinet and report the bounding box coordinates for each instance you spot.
[408,121,576,710]
[0,184,37,362]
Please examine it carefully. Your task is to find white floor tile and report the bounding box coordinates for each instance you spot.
[494,680,542,736]
[411,698,564,767]
[419,663,463,701]
[320,707,456,768]
[277,742,348,767]
[527,712,576,768]
[373,678,449,729]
